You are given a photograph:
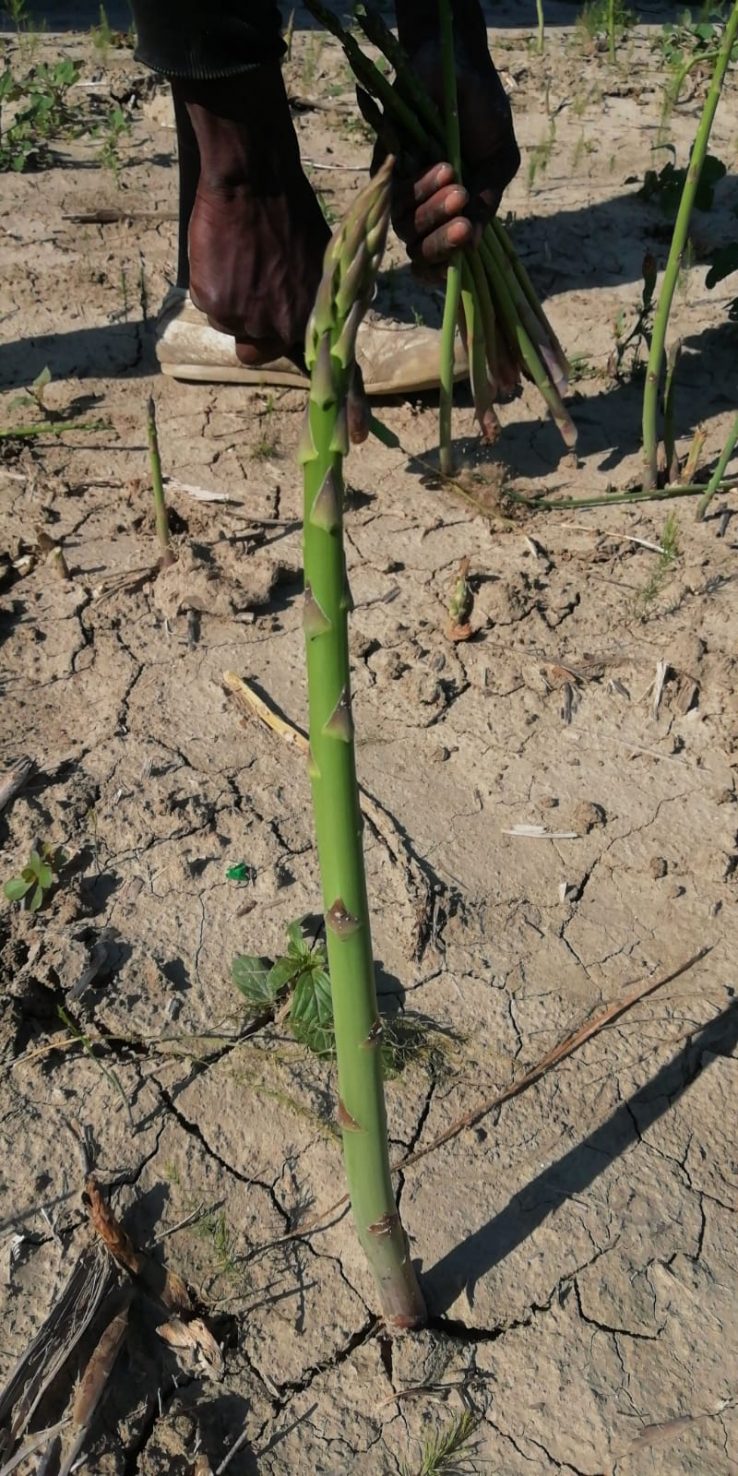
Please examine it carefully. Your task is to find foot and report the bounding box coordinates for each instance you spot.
[155,287,468,396]
[174,67,330,368]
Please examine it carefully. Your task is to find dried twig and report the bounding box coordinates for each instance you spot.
[86,1177,192,1313]
[57,1298,131,1476]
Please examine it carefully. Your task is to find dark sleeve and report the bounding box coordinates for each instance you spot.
[395,0,488,53]
[131,0,286,78]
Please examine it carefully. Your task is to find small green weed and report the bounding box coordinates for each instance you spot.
[234,919,334,1056]
[658,8,728,68]
[233,919,457,1073]
[577,0,633,48]
[526,122,556,191]
[608,253,656,380]
[3,0,29,29]
[194,1207,238,1277]
[4,842,66,912]
[636,511,681,609]
[11,363,52,415]
[250,431,281,460]
[90,3,113,53]
[96,102,130,178]
[400,1412,481,1476]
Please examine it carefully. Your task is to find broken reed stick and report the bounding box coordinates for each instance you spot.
[146,395,174,568]
[248,947,710,1254]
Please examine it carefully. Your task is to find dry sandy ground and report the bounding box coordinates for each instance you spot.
[1,4,737,1473]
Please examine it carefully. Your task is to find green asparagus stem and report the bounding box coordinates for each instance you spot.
[537,0,545,54]
[507,479,736,511]
[147,395,174,568]
[695,415,738,520]
[642,2,738,487]
[438,0,463,475]
[301,159,426,1330]
[663,339,682,483]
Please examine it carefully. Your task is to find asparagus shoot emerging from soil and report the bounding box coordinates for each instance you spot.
[642,2,738,487]
[146,395,174,568]
[300,158,427,1330]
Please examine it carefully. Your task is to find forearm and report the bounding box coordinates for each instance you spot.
[394,0,489,55]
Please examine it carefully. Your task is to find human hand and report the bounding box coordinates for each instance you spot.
[386,42,520,273]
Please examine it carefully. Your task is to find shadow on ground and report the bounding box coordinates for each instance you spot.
[423,996,738,1316]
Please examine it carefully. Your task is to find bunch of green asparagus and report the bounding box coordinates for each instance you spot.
[304,0,576,468]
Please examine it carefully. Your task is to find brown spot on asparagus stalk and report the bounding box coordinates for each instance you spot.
[337,1099,363,1132]
[326,898,360,937]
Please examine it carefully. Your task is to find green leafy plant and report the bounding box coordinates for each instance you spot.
[659,8,729,67]
[608,253,656,380]
[639,148,726,216]
[233,918,335,1057]
[233,919,455,1073]
[10,364,52,415]
[0,58,83,172]
[577,0,633,50]
[4,842,66,912]
[96,102,130,178]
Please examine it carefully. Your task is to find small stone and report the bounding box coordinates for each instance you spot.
[430,745,450,763]
[650,856,668,879]
[667,883,685,899]
[539,795,559,810]
[717,788,735,805]
[573,801,607,834]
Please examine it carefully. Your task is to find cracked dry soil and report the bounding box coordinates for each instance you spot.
[1,3,737,1473]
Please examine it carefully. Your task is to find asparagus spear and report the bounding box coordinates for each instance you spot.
[300,158,426,1330]
[642,2,738,487]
